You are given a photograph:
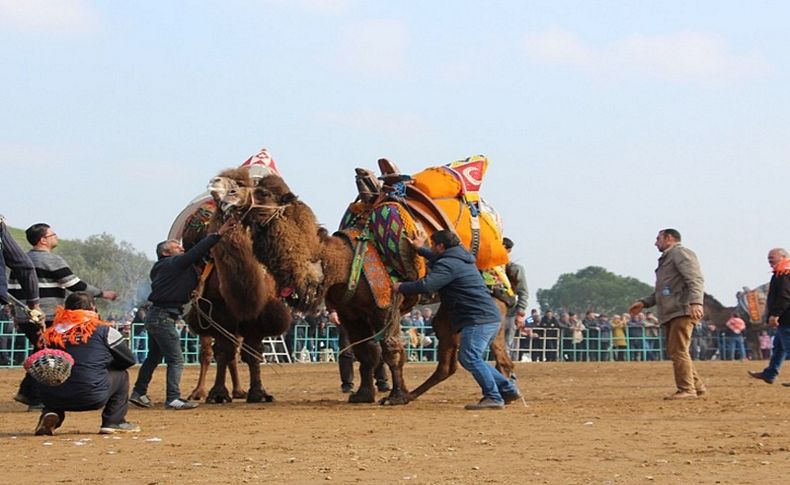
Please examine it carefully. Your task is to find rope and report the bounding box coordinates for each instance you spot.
[191,294,280,367]
[336,297,402,356]
[235,201,287,228]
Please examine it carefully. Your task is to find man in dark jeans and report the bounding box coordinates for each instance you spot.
[130,219,234,410]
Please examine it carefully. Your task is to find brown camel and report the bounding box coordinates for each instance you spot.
[179,167,292,403]
[222,173,514,405]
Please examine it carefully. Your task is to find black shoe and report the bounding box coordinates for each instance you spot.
[13,393,33,406]
[502,391,523,405]
[748,371,775,384]
[376,381,391,393]
[464,397,504,410]
[782,382,790,387]
[340,384,353,394]
[129,392,152,408]
[34,412,59,436]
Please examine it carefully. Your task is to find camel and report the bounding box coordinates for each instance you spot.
[221,171,514,405]
[179,167,292,403]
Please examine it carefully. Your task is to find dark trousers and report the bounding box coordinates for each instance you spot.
[43,369,130,427]
[337,325,387,387]
[16,319,50,404]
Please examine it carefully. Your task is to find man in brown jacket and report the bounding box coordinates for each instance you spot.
[629,229,706,399]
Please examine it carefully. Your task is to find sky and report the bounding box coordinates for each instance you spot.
[2,0,789,307]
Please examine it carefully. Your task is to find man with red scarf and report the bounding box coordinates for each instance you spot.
[34,292,138,436]
[749,248,790,386]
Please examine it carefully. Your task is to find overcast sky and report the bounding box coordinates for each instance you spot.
[2,1,788,306]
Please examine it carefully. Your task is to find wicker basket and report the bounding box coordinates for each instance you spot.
[23,348,75,386]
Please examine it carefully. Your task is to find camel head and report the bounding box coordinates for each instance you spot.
[220,175,325,312]
[207,167,254,207]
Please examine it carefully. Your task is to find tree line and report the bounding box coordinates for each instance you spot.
[7,226,153,316]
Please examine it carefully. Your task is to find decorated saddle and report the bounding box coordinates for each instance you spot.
[338,155,514,309]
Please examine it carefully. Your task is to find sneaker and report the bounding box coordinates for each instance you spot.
[165,398,198,410]
[129,393,152,408]
[34,412,59,436]
[748,371,775,384]
[664,391,697,400]
[464,397,505,410]
[502,391,523,405]
[99,422,141,434]
[376,380,391,393]
[340,384,353,394]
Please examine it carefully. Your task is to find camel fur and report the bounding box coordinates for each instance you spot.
[181,167,291,403]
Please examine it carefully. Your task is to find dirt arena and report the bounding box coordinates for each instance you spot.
[1,361,788,484]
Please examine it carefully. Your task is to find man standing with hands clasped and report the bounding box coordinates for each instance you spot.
[748,248,790,386]
[393,230,521,410]
[629,229,707,399]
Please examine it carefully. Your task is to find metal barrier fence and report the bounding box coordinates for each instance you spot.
[0,320,764,368]
[0,321,290,367]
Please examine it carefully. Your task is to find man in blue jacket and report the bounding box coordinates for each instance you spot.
[393,230,521,410]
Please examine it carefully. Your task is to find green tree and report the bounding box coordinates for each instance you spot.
[537,266,653,315]
[6,226,152,316]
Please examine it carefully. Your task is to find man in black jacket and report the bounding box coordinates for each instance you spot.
[34,292,138,436]
[130,219,234,410]
[749,248,790,386]
[394,230,521,410]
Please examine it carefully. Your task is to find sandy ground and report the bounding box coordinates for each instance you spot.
[0,361,788,484]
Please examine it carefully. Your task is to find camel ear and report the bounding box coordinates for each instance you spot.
[281,192,297,204]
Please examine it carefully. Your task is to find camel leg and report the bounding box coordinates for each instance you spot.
[409,306,461,399]
[242,338,274,403]
[206,336,234,404]
[229,337,248,399]
[378,303,412,406]
[490,300,514,378]
[348,338,379,403]
[187,335,214,401]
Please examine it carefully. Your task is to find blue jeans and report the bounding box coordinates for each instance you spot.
[133,307,184,403]
[762,326,790,380]
[458,322,518,403]
[727,335,747,360]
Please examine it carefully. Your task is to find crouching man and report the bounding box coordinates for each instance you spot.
[34,291,139,435]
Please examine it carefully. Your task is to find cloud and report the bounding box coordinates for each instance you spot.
[0,0,99,34]
[522,29,772,82]
[333,19,411,79]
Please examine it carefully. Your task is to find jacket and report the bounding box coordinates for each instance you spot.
[40,325,135,410]
[766,269,790,328]
[505,262,529,318]
[0,219,39,306]
[640,244,704,325]
[148,234,220,311]
[398,245,501,332]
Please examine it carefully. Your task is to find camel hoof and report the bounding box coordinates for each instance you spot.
[206,387,232,404]
[246,389,274,403]
[378,393,411,406]
[348,391,375,404]
[231,390,248,399]
[188,389,207,401]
